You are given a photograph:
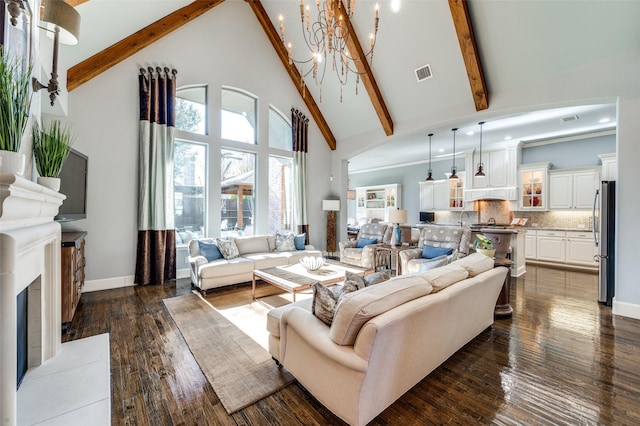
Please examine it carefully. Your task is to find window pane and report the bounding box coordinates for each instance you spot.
[221,149,255,237]
[174,141,207,245]
[221,88,256,144]
[269,107,292,150]
[176,86,206,135]
[268,156,293,234]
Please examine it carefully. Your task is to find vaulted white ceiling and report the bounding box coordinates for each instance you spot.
[61,0,640,172]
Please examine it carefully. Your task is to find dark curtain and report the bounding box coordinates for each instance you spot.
[135,67,177,285]
[292,108,309,244]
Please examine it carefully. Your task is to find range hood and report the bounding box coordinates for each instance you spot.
[464,187,517,201]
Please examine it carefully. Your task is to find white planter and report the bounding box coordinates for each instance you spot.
[476,248,496,258]
[0,150,26,176]
[37,176,61,192]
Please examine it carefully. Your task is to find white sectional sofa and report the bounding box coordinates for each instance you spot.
[188,234,322,292]
[266,253,507,426]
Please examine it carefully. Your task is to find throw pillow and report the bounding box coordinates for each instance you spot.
[421,244,454,259]
[215,238,239,259]
[416,255,449,273]
[363,270,391,286]
[198,240,223,262]
[356,237,378,248]
[294,233,306,250]
[275,232,297,252]
[312,282,361,326]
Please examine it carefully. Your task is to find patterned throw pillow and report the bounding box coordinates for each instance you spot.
[198,240,223,262]
[363,270,391,286]
[312,281,362,326]
[215,238,239,259]
[275,232,297,252]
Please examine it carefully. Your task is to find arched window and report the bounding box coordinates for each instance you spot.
[221,88,257,144]
[175,85,207,135]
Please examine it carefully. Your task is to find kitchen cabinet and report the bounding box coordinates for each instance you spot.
[466,144,519,189]
[599,153,616,181]
[565,231,598,266]
[356,184,402,221]
[419,172,465,211]
[549,168,600,209]
[519,163,551,211]
[536,230,565,262]
[525,230,537,259]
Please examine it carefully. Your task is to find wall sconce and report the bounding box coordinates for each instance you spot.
[32,0,81,107]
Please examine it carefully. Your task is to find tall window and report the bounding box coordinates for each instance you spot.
[221,88,256,144]
[221,149,255,238]
[268,156,293,234]
[176,86,207,135]
[269,107,293,150]
[174,141,207,245]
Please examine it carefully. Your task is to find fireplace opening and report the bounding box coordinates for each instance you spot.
[17,288,28,389]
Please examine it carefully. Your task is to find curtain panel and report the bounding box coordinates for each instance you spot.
[135,67,177,285]
[291,108,309,244]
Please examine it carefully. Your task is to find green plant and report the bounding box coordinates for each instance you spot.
[32,121,75,178]
[0,46,32,152]
[473,234,494,250]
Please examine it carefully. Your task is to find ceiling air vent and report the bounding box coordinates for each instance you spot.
[415,64,433,82]
[561,115,579,122]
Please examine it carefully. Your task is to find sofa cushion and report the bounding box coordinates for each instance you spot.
[234,235,270,255]
[244,252,290,269]
[330,276,433,346]
[294,233,306,250]
[275,232,297,251]
[356,237,378,248]
[419,264,469,293]
[216,238,239,259]
[421,244,453,259]
[198,240,223,262]
[452,252,495,277]
[199,257,254,278]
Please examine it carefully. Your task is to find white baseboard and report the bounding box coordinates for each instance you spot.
[612,298,640,320]
[177,268,190,279]
[83,275,135,293]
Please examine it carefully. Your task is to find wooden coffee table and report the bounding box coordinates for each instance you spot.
[252,260,373,302]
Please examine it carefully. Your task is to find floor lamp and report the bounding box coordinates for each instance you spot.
[322,200,340,258]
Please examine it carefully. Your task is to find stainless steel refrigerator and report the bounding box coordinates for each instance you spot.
[593,181,615,305]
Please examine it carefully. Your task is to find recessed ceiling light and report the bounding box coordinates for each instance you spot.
[438,148,444,153]
[504,136,512,140]
[599,118,611,123]
[466,131,474,136]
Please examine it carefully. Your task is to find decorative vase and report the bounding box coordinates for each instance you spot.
[394,225,402,246]
[0,150,26,176]
[37,176,61,191]
[476,248,496,258]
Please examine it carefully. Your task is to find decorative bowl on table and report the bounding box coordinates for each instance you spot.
[299,256,325,271]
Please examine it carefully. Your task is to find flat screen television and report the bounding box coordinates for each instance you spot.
[55,148,88,222]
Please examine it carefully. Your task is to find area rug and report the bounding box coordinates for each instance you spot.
[163,292,295,414]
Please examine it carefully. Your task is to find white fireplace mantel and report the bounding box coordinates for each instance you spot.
[0,173,66,426]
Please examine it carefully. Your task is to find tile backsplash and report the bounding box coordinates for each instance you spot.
[515,210,593,230]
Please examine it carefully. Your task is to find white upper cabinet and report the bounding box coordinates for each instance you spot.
[466,144,519,189]
[419,171,466,211]
[598,153,617,181]
[518,163,551,211]
[549,168,600,210]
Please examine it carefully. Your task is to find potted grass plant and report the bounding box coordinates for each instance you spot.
[32,120,75,191]
[473,234,495,258]
[0,46,33,176]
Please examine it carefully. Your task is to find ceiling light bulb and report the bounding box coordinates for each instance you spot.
[391,0,400,13]
[316,52,323,63]
[504,136,512,140]
[599,118,611,123]
[466,131,474,136]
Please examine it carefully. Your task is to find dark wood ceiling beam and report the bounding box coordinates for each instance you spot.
[246,0,336,150]
[448,0,488,111]
[341,2,394,136]
[66,0,89,7]
[67,0,224,92]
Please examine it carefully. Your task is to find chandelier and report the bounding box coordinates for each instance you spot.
[279,0,380,102]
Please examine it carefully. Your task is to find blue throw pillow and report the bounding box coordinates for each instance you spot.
[421,245,453,259]
[198,240,223,262]
[294,233,306,250]
[356,237,379,248]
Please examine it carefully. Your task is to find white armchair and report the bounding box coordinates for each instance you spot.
[339,223,392,270]
[399,225,472,274]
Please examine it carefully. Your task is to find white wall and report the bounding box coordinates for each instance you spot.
[335,48,640,319]
[59,1,332,284]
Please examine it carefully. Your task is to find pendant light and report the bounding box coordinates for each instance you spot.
[426,133,434,181]
[475,121,486,178]
[449,128,458,180]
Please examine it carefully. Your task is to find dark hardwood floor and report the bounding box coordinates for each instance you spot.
[64,265,640,425]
